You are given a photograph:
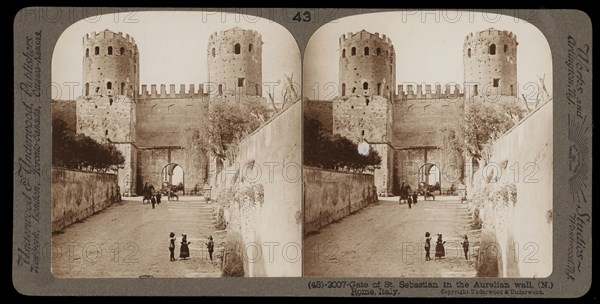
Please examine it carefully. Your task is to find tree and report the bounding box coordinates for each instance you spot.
[52,117,125,172]
[269,73,301,112]
[208,100,272,164]
[52,117,68,165]
[441,101,527,167]
[304,117,381,172]
[182,127,209,182]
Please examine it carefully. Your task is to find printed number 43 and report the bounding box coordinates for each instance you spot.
[293,11,311,22]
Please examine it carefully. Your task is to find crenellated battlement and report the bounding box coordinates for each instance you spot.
[340,30,393,46]
[209,27,262,41]
[138,83,210,99]
[464,27,517,42]
[83,29,136,45]
[394,83,464,100]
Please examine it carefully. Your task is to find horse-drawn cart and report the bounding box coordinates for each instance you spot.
[418,182,436,200]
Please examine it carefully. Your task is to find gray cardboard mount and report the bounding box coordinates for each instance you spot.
[13,8,592,297]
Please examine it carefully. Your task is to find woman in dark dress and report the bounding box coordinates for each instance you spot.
[180,234,191,260]
[435,234,446,259]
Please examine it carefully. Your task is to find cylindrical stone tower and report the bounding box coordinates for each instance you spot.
[339,30,396,100]
[82,29,139,98]
[463,28,518,97]
[207,27,263,97]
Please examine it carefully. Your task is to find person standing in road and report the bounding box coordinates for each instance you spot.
[424,232,432,261]
[206,235,214,261]
[412,192,418,205]
[180,234,191,260]
[461,235,470,261]
[435,234,446,259]
[156,191,162,205]
[151,195,156,209]
[169,232,176,262]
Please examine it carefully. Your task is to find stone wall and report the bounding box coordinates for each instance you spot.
[221,99,302,277]
[76,95,136,143]
[333,95,391,143]
[392,96,464,148]
[371,143,393,195]
[51,168,120,232]
[115,143,137,195]
[471,99,552,278]
[135,96,209,147]
[303,167,377,235]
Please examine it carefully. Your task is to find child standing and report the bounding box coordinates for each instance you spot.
[206,235,214,261]
[424,232,432,261]
[461,235,469,261]
[169,232,176,262]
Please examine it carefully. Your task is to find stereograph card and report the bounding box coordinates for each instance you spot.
[12,8,592,297]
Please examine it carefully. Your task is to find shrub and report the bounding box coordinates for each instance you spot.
[304,117,381,172]
[52,117,125,172]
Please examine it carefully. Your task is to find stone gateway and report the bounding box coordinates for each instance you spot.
[71,28,265,195]
[306,28,520,195]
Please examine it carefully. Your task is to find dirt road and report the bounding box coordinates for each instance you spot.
[304,196,480,277]
[52,196,225,278]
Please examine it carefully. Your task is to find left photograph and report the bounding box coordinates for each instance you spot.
[51,11,302,277]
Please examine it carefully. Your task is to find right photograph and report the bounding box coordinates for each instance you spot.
[303,11,553,278]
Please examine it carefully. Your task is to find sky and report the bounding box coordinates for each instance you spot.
[52,11,301,101]
[304,11,553,100]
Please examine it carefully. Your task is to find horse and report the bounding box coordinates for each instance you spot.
[142,193,152,204]
[398,186,411,204]
[422,188,436,201]
[431,182,442,195]
[399,192,410,204]
[168,190,179,201]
